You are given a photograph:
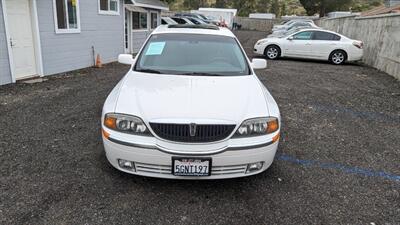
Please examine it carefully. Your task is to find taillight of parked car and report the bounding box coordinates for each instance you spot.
[353,41,363,49]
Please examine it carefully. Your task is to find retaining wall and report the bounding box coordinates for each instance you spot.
[318,14,400,79]
[234,17,277,32]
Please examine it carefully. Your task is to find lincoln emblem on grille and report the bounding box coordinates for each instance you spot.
[189,123,197,137]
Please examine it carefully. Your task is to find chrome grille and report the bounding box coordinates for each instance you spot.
[134,162,247,176]
[149,123,236,143]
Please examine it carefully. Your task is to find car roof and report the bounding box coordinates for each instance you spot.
[152,24,235,37]
[296,28,336,33]
[291,28,345,36]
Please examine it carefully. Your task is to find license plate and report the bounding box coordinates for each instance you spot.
[172,157,211,176]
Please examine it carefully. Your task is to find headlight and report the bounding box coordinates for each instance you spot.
[233,117,279,138]
[103,113,152,136]
[256,40,268,45]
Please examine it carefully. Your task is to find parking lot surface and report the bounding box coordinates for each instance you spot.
[0,30,399,225]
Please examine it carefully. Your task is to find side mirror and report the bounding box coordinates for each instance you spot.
[118,54,135,65]
[251,58,267,70]
[287,36,293,41]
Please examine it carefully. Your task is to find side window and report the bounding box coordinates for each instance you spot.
[313,31,333,40]
[132,12,148,30]
[292,31,313,40]
[313,31,341,41]
[53,0,80,33]
[332,34,341,41]
[99,0,119,15]
[161,19,167,25]
[151,13,158,29]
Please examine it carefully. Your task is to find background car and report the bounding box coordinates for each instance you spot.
[254,28,364,65]
[161,17,178,25]
[268,25,319,38]
[184,17,207,25]
[170,17,195,25]
[272,21,319,35]
[272,19,315,31]
[175,12,212,23]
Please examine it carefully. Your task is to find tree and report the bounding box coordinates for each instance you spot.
[183,0,208,10]
[230,0,257,17]
[281,2,287,16]
[271,0,280,16]
[299,0,353,17]
[299,0,319,16]
[256,0,270,13]
[161,0,176,5]
[215,0,227,8]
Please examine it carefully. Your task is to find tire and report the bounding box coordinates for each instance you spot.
[329,50,347,65]
[264,45,281,60]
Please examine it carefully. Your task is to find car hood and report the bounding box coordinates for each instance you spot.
[273,25,284,29]
[115,72,269,124]
[259,36,281,41]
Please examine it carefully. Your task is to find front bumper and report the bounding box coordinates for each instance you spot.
[103,136,279,179]
[254,44,265,55]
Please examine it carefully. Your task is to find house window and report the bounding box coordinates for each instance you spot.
[132,12,148,30]
[99,0,119,15]
[151,12,158,29]
[53,0,80,33]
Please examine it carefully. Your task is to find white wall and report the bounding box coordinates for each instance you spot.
[0,1,12,85]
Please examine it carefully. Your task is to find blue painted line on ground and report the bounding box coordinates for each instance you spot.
[311,103,400,123]
[276,154,400,182]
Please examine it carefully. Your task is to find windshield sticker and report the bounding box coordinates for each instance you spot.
[145,42,166,55]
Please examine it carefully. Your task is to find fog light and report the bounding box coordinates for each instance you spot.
[118,159,135,171]
[246,162,263,173]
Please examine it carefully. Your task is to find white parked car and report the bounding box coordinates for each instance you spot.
[254,29,364,64]
[102,24,281,179]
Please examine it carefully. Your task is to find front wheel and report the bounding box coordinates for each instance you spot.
[329,50,347,65]
[264,45,280,60]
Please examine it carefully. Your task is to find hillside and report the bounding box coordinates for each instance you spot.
[166,0,384,16]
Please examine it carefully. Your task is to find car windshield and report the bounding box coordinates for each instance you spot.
[134,33,251,76]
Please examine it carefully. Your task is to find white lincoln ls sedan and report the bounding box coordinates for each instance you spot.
[102,24,280,179]
[254,28,363,64]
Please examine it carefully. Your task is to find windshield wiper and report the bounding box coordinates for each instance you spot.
[135,69,162,74]
[179,72,222,76]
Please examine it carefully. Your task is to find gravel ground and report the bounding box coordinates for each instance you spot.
[0,30,399,225]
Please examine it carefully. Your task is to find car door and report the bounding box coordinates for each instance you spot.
[284,31,314,58]
[311,31,341,59]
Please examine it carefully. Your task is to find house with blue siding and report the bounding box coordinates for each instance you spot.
[0,0,168,85]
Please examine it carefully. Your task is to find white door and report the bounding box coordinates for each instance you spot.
[284,31,314,58]
[5,0,37,79]
[311,31,340,59]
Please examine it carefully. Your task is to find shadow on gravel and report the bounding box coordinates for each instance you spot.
[252,55,364,67]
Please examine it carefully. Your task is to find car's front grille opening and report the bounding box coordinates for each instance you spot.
[134,162,247,176]
[149,123,236,143]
